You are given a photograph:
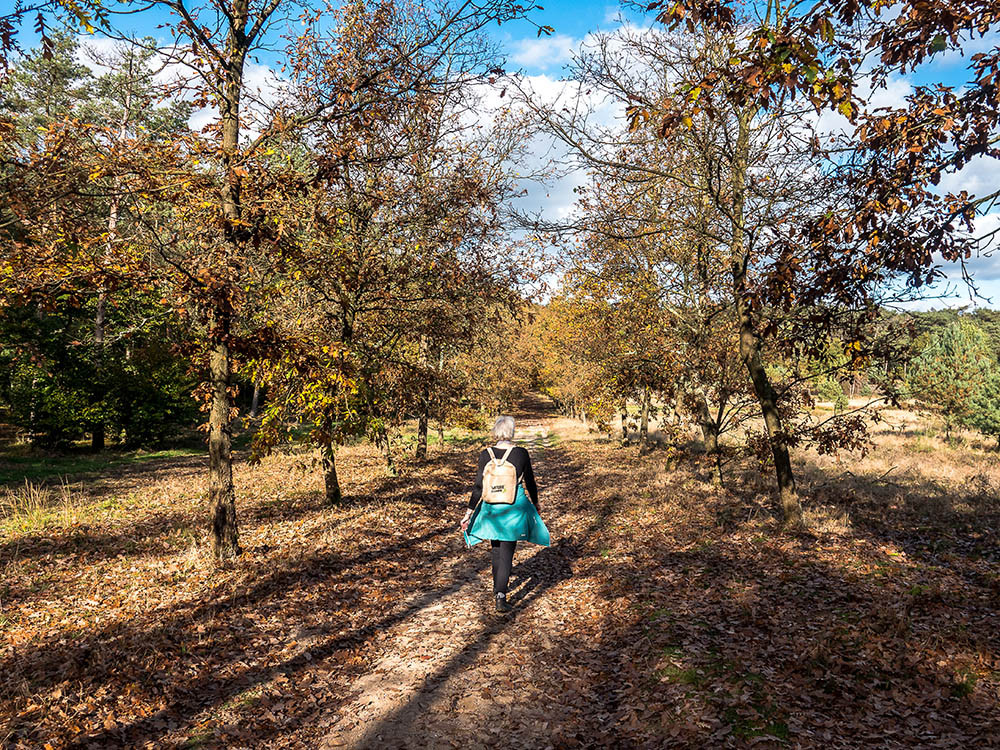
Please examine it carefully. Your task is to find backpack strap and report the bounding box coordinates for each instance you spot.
[500,446,523,488]
[486,446,498,463]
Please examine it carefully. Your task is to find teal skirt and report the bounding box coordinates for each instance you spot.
[464,485,550,547]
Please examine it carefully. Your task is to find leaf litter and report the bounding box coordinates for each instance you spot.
[1,401,998,748]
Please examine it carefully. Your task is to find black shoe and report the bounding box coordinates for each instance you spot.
[494,593,512,613]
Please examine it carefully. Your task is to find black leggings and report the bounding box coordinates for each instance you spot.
[490,540,517,594]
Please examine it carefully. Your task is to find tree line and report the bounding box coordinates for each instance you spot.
[1,0,543,558]
[2,0,998,554]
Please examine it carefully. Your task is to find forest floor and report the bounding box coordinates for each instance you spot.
[2,395,999,749]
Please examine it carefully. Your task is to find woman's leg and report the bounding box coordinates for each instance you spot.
[490,540,517,594]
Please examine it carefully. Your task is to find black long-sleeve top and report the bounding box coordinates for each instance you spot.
[468,445,539,510]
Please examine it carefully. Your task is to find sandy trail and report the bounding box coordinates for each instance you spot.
[321,409,590,749]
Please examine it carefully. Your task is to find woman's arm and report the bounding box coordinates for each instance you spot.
[522,451,539,508]
[468,450,488,509]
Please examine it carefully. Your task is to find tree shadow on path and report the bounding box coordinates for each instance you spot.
[328,441,627,749]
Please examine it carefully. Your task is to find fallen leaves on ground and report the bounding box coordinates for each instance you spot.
[1,398,998,748]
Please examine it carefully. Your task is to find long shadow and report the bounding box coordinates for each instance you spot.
[334,434,1000,748]
[345,448,478,510]
[554,438,1000,746]
[588,536,1000,747]
[507,541,576,607]
[328,442,628,748]
[0,439,587,748]
[3,413,623,749]
[64,543,492,749]
[335,538,581,749]
[208,439,601,749]
[1,525,477,748]
[0,444,479,569]
[0,506,202,569]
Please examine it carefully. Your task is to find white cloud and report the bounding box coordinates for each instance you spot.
[509,33,577,71]
[966,212,1000,280]
[76,33,287,141]
[936,29,1000,69]
[937,155,998,198]
[815,72,914,141]
[603,5,624,25]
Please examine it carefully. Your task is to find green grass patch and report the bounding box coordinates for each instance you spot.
[656,663,704,686]
[647,607,673,622]
[226,685,265,710]
[0,447,200,486]
[654,646,706,687]
[952,669,978,698]
[723,706,790,741]
[180,728,214,748]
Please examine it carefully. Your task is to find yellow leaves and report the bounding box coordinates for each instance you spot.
[627,106,651,132]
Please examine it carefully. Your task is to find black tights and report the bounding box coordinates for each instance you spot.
[490,540,517,595]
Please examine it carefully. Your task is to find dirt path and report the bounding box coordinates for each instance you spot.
[321,405,607,749]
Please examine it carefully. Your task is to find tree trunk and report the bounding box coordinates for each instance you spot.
[209,13,248,560]
[737,297,800,526]
[92,290,107,451]
[92,191,120,452]
[29,374,38,441]
[209,319,240,558]
[250,383,261,418]
[620,403,629,444]
[639,387,650,452]
[381,429,397,476]
[92,56,134,453]
[437,420,445,446]
[730,108,802,529]
[694,390,719,454]
[321,442,342,504]
[416,404,429,460]
[416,336,430,460]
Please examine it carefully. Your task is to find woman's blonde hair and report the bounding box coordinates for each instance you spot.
[492,415,515,442]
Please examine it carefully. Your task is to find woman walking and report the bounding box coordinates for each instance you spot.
[461,415,550,613]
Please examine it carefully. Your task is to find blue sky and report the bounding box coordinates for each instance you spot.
[18,0,1000,308]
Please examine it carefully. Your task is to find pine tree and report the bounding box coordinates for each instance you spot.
[908,321,993,438]
[964,369,1000,448]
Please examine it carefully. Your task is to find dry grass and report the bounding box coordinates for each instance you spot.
[0,480,82,534]
[797,405,1000,534]
[801,503,854,535]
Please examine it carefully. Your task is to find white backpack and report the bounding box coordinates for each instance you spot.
[482,446,519,505]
